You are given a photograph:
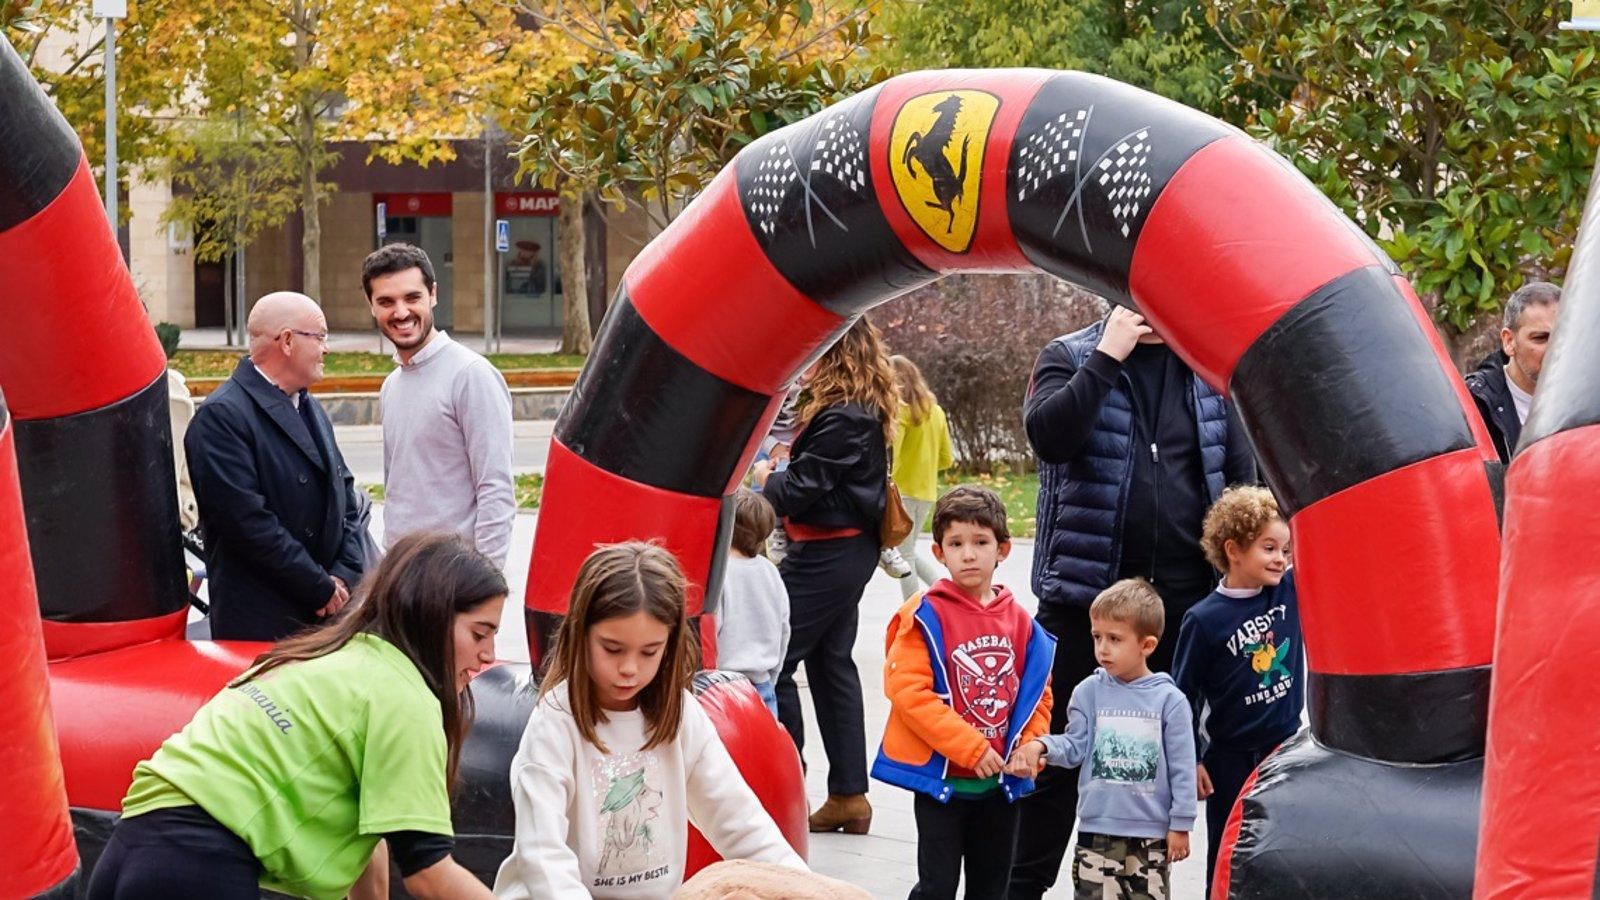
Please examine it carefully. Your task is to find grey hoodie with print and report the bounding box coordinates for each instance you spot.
[1038,668,1197,840]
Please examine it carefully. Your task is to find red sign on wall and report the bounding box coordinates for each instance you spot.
[495,192,561,216]
[374,193,453,217]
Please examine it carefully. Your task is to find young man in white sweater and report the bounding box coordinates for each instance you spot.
[364,244,516,568]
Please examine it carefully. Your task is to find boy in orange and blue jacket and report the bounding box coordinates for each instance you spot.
[873,486,1055,899]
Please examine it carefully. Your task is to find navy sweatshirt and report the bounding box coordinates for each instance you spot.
[1171,569,1304,756]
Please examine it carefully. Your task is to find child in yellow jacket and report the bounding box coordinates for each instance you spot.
[873,486,1055,899]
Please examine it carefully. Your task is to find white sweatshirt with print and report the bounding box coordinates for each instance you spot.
[493,682,804,899]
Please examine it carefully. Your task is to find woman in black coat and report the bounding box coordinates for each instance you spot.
[752,319,897,836]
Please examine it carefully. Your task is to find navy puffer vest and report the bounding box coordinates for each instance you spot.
[1031,323,1230,610]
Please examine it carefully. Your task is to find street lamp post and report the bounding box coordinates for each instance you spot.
[94,0,126,237]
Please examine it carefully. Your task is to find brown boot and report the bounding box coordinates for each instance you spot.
[808,793,871,834]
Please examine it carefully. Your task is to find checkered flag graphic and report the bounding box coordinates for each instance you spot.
[1098,130,1153,238]
[1016,109,1088,202]
[747,143,801,237]
[743,113,866,244]
[811,114,868,195]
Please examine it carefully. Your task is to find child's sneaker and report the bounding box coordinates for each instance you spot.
[768,525,790,564]
[879,546,913,578]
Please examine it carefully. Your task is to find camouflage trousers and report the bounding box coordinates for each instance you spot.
[1072,832,1170,900]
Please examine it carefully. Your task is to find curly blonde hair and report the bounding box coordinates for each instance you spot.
[1201,485,1285,572]
[798,318,898,442]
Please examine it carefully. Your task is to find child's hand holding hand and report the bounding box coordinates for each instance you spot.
[1196,762,1214,799]
[1167,831,1190,862]
[973,748,1006,778]
[1005,740,1045,777]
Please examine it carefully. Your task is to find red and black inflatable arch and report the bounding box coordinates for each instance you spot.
[0,32,804,892]
[527,69,1508,895]
[1473,165,1600,898]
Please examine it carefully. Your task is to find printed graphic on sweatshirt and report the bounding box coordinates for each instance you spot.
[951,634,1018,736]
[1091,710,1161,789]
[1224,604,1297,705]
[591,752,668,887]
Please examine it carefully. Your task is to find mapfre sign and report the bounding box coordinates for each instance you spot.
[496,192,560,216]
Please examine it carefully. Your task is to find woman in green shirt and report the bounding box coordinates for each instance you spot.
[889,354,955,600]
[88,532,505,900]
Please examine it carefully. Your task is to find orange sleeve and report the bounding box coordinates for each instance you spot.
[1019,681,1054,745]
[885,614,991,769]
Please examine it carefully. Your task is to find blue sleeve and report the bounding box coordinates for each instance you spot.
[1170,609,1209,757]
[1164,690,1198,832]
[1040,678,1094,768]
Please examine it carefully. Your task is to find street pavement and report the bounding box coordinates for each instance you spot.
[332,421,1210,898]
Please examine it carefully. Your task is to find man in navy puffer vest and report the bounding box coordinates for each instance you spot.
[1009,306,1256,899]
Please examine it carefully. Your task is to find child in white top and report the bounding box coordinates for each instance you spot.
[716,489,790,718]
[494,542,804,899]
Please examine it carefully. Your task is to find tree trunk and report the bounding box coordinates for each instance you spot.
[557,188,591,355]
[297,103,321,299]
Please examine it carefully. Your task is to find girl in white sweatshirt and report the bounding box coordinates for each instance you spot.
[493,542,805,899]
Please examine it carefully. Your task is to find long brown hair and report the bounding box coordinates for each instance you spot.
[798,318,899,442]
[540,542,700,753]
[890,353,935,424]
[232,533,507,786]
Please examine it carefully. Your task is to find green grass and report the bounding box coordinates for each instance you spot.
[172,349,585,379]
[365,471,1034,535]
[362,472,543,510]
[936,468,1040,539]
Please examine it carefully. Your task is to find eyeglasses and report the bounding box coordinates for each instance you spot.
[277,329,329,344]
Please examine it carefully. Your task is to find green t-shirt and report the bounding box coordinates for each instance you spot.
[122,633,453,899]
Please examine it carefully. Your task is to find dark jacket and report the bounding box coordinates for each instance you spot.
[762,401,887,531]
[186,358,365,640]
[1464,350,1518,464]
[1024,322,1254,610]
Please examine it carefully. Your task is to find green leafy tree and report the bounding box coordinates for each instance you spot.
[1210,0,1600,335]
[4,0,168,195]
[514,0,887,229]
[876,0,1231,115]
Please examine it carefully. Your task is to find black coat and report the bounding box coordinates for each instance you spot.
[185,358,365,640]
[762,402,887,531]
[1464,350,1519,464]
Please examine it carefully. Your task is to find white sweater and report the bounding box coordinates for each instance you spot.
[493,683,804,899]
[379,332,515,567]
[715,555,790,685]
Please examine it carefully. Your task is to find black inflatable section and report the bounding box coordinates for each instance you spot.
[1230,266,1477,517]
[1007,73,1232,303]
[735,84,934,316]
[1485,460,1506,527]
[701,493,737,619]
[1310,666,1490,763]
[1224,731,1482,900]
[0,38,80,232]
[555,294,772,498]
[14,375,187,623]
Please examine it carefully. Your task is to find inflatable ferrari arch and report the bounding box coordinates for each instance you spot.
[3,37,1597,897]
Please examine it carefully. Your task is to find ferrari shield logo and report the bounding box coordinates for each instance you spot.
[888,90,1001,253]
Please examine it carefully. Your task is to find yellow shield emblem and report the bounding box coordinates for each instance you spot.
[888,90,1000,253]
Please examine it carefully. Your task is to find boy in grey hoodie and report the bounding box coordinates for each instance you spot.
[1007,579,1196,899]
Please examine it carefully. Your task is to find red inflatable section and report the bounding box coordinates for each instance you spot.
[50,638,266,810]
[1474,425,1600,897]
[626,168,848,396]
[687,676,809,872]
[1291,448,1499,674]
[1129,137,1380,389]
[528,441,726,621]
[0,159,166,421]
[0,416,77,895]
